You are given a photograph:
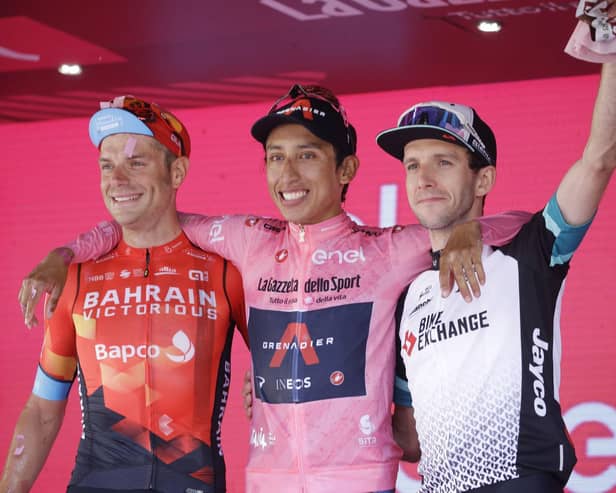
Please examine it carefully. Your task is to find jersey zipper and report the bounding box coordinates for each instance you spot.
[144,248,156,489]
[293,224,309,488]
[144,248,151,277]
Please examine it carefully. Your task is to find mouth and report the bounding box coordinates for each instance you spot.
[416,195,445,205]
[111,193,142,204]
[280,190,308,202]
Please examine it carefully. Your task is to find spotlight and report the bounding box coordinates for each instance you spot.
[58,63,83,76]
[477,20,502,33]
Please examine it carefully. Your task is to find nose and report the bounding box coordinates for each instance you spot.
[277,157,300,182]
[110,165,129,184]
[416,165,435,189]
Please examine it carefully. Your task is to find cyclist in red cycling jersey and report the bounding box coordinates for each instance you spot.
[1,97,247,493]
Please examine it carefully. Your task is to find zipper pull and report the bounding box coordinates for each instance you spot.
[299,225,305,243]
[144,248,150,277]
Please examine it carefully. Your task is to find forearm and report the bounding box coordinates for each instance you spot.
[556,62,616,224]
[392,405,421,463]
[0,396,66,492]
[584,63,616,167]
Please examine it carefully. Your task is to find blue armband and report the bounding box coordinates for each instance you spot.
[543,193,594,266]
[32,366,72,401]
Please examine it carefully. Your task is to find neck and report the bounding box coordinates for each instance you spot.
[429,228,452,252]
[121,211,182,248]
[428,207,483,252]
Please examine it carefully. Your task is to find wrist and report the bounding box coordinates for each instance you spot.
[52,247,74,266]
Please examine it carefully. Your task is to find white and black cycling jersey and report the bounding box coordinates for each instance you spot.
[396,195,591,493]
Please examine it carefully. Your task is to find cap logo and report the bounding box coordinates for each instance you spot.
[277,98,326,120]
[442,133,456,142]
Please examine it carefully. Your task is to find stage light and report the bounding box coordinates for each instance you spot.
[477,20,502,33]
[58,63,82,76]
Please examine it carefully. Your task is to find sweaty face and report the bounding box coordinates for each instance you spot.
[265,124,345,225]
[403,139,485,232]
[99,134,176,231]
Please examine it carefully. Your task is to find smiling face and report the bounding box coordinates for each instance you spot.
[265,124,356,225]
[403,138,495,249]
[99,133,186,245]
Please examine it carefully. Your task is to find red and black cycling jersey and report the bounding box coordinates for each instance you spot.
[36,233,247,493]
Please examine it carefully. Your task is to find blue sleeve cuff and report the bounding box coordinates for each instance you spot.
[543,193,594,266]
[32,366,72,401]
[394,375,413,407]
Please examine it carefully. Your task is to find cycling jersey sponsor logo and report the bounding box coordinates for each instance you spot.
[350,224,384,237]
[159,414,174,436]
[95,252,118,264]
[409,297,432,318]
[154,266,178,276]
[104,272,115,281]
[419,285,432,301]
[188,269,209,281]
[163,239,183,253]
[263,222,283,233]
[274,249,289,263]
[133,268,144,277]
[82,285,218,320]
[311,247,366,265]
[275,377,311,390]
[120,269,131,279]
[245,217,259,227]
[330,370,344,386]
[250,426,276,450]
[304,275,361,294]
[183,249,208,261]
[166,330,195,363]
[358,414,377,447]
[415,310,490,350]
[257,277,299,293]
[529,327,549,417]
[402,330,417,357]
[87,274,105,283]
[249,303,371,403]
[215,360,231,456]
[94,329,195,364]
[209,218,226,243]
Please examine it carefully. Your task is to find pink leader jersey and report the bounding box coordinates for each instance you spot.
[69,211,528,493]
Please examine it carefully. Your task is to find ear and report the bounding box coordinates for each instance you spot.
[475,165,496,198]
[338,155,360,185]
[170,157,189,189]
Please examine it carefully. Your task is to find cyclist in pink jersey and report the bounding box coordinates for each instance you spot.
[19,86,529,492]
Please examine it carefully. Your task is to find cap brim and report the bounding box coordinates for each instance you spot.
[376,125,472,161]
[251,114,305,144]
[89,108,154,148]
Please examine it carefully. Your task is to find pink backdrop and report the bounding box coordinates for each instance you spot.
[1,73,615,493]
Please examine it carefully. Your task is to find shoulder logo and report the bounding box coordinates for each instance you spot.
[245,217,259,227]
[275,249,289,263]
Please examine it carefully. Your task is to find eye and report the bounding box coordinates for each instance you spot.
[100,163,113,171]
[130,161,145,168]
[439,159,453,167]
[299,151,317,160]
[404,162,418,171]
[266,153,284,164]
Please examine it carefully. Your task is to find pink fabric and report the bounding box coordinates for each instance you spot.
[67,210,529,492]
[565,21,616,63]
